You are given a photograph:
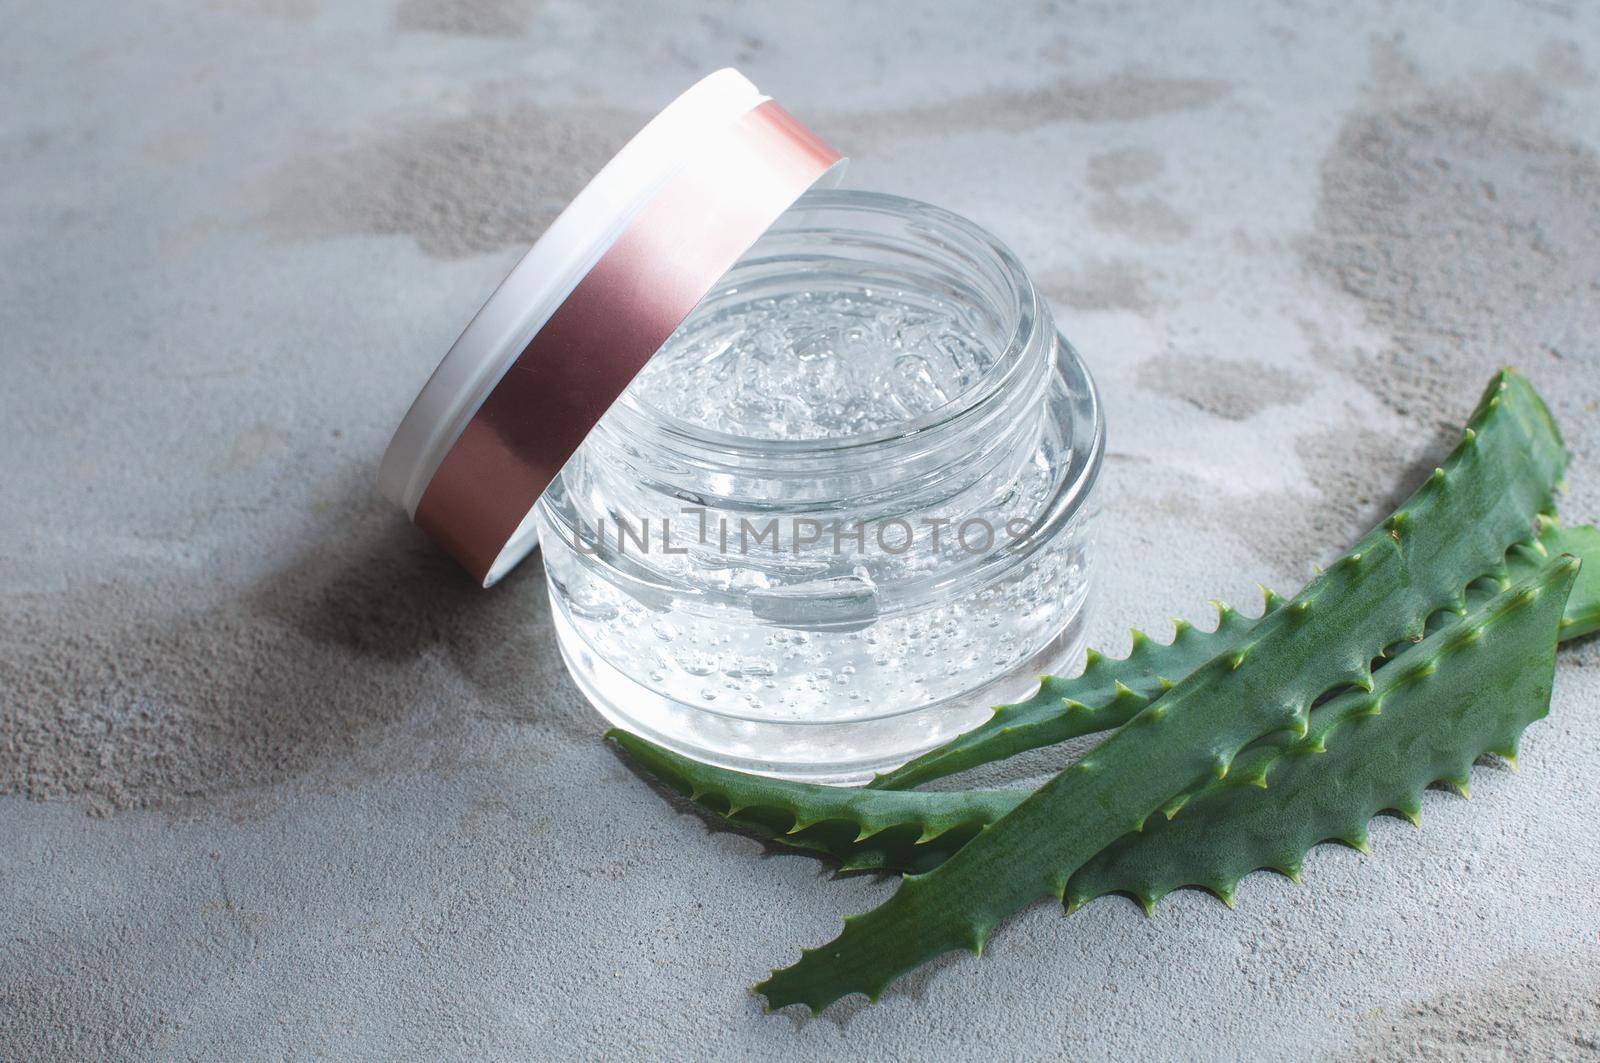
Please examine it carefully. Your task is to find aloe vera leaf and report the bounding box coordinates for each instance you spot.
[754,369,1567,1013]
[867,596,1281,791]
[607,730,1020,873]
[1065,556,1577,913]
[873,516,1591,793]
[608,523,1597,877]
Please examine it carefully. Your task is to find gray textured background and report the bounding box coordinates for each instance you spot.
[4,1,1599,1059]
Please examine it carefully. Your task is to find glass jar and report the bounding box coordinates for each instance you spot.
[536,190,1103,783]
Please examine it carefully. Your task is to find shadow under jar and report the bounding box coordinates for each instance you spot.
[537,191,1103,783]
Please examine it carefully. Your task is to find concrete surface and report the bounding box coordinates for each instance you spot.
[3,1,1599,1059]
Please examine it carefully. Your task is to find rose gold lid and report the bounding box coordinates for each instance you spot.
[378,70,845,586]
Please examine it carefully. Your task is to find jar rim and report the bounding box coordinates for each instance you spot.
[600,189,1041,458]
